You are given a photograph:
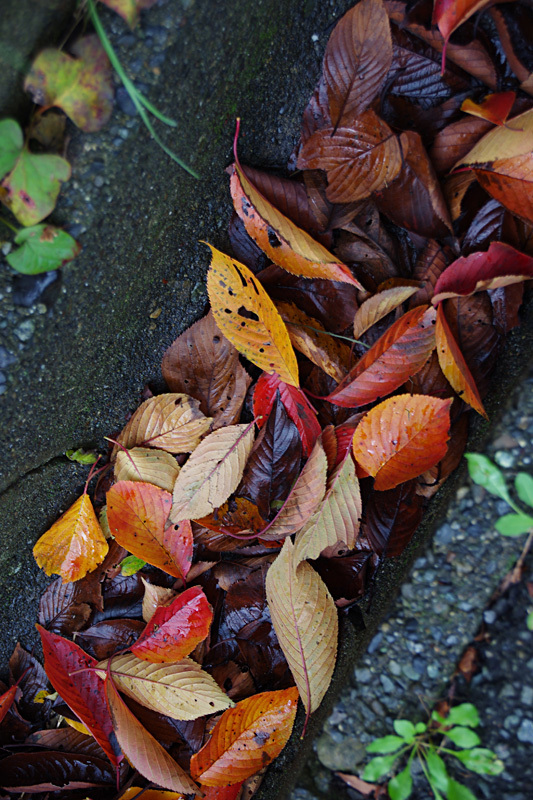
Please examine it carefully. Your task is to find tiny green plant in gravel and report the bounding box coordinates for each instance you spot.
[362,703,503,800]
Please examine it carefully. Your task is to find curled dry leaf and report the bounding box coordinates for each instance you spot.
[161,311,251,430]
[170,423,255,522]
[206,245,299,387]
[230,165,361,286]
[353,394,452,491]
[436,304,487,418]
[190,687,299,786]
[353,285,420,339]
[327,306,437,408]
[114,393,212,456]
[33,493,108,583]
[98,654,233,720]
[297,111,402,204]
[105,677,198,794]
[115,447,180,492]
[266,538,338,718]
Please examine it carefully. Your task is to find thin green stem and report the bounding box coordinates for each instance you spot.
[299,323,370,349]
[86,0,199,178]
[0,216,19,234]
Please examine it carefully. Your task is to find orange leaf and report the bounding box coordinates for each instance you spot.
[106,481,189,579]
[206,244,299,386]
[33,494,108,583]
[436,304,487,418]
[0,685,18,725]
[190,688,299,786]
[353,394,452,490]
[433,0,494,66]
[230,164,360,286]
[461,91,516,126]
[327,306,437,408]
[105,676,198,794]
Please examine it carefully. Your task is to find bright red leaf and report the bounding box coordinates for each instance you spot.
[461,91,516,126]
[253,372,321,457]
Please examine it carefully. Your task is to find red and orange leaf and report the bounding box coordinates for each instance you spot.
[352,394,452,491]
[196,497,266,535]
[436,304,487,418]
[0,685,18,725]
[327,306,437,408]
[433,0,494,66]
[206,245,299,386]
[33,493,108,583]
[461,91,516,126]
[353,285,420,339]
[37,626,121,767]
[432,242,533,304]
[230,164,360,286]
[131,586,213,663]
[323,0,393,128]
[199,785,243,800]
[190,687,299,786]
[105,677,198,794]
[106,481,188,579]
[253,372,321,457]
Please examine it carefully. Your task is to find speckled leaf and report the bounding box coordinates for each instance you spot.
[24,35,113,132]
[6,224,80,274]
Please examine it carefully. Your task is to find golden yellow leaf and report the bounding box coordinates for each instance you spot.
[206,244,299,387]
[353,285,420,339]
[114,447,180,492]
[33,494,108,583]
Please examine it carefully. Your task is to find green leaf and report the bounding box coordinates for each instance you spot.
[454,748,504,775]
[425,750,449,792]
[0,119,22,179]
[362,754,399,781]
[24,36,113,133]
[6,224,80,274]
[446,778,477,800]
[414,722,427,734]
[120,555,146,576]
[66,448,98,465]
[515,472,533,508]
[495,513,533,537]
[1,147,70,226]
[465,453,512,504]
[527,610,533,631]
[366,735,405,754]
[446,704,480,728]
[388,764,413,800]
[393,720,416,742]
[445,727,481,748]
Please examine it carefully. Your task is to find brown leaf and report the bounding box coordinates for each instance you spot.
[430,116,493,177]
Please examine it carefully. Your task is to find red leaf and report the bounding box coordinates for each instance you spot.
[36,625,121,767]
[363,480,424,557]
[130,586,213,663]
[461,91,516,126]
[327,306,437,408]
[253,372,321,457]
[432,242,533,304]
[433,0,494,68]
[0,685,18,725]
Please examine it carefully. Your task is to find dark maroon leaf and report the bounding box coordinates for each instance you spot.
[311,550,374,605]
[0,751,114,792]
[299,75,331,149]
[489,284,524,334]
[228,212,269,273]
[335,222,399,288]
[38,579,92,636]
[237,618,292,691]
[123,694,206,750]
[25,728,109,760]
[363,480,425,557]
[410,241,452,308]
[73,619,145,660]
[462,199,507,255]
[9,643,49,724]
[303,170,362,235]
[407,350,454,400]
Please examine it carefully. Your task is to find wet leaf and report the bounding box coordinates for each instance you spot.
[105,676,198,793]
[6,224,80,275]
[353,285,420,339]
[8,643,49,723]
[162,312,251,430]
[432,242,533,304]
[24,35,113,133]
[207,245,299,386]
[98,653,233,720]
[197,496,267,536]
[100,0,158,28]
[119,790,185,800]
[33,493,108,583]
[253,372,321,457]
[436,304,487,417]
[327,306,437,408]
[39,578,93,636]
[0,751,114,792]
[37,626,121,767]
[170,423,255,521]
[141,578,176,623]
[430,116,492,177]
[115,447,180,493]
[114,393,212,455]
[353,394,452,490]
[190,688,298,786]
[461,91,516,126]
[106,481,191,580]
[0,685,18,725]
[131,585,213,663]
[363,480,424,557]
[73,619,145,661]
[433,0,494,63]
[323,0,392,128]
[297,111,402,204]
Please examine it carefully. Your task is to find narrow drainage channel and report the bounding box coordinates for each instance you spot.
[294,365,533,800]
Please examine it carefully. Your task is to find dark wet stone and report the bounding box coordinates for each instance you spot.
[0,347,16,369]
[11,271,59,307]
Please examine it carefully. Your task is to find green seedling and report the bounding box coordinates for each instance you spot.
[362,703,503,800]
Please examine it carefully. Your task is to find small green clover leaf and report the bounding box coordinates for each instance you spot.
[66,448,99,465]
[7,224,80,274]
[362,754,399,781]
[444,727,481,749]
[445,704,479,728]
[495,513,533,537]
[465,453,513,506]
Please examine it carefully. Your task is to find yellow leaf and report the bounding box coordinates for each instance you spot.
[63,716,91,736]
[206,244,299,387]
[33,494,108,583]
[353,285,420,339]
[170,423,255,522]
[115,447,180,492]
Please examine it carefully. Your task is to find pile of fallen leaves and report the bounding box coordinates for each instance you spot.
[1,0,533,796]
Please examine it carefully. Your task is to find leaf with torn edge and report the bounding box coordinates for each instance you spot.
[170,423,255,522]
[266,538,338,719]
[436,304,487,417]
[105,676,198,793]
[352,394,452,490]
[114,393,212,456]
[206,245,299,386]
[98,654,233,720]
[190,688,299,786]
[33,493,108,583]
[114,447,180,493]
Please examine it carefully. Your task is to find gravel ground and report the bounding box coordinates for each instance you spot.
[293,366,533,800]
